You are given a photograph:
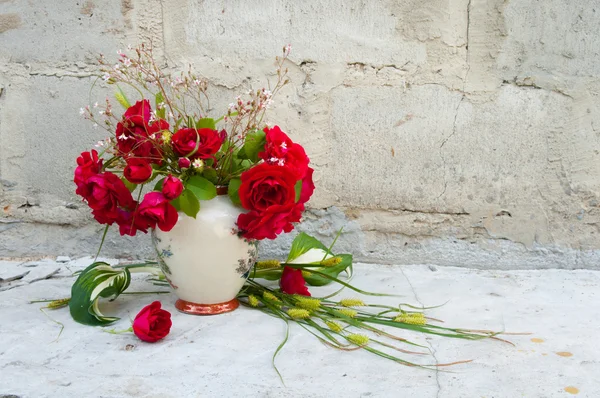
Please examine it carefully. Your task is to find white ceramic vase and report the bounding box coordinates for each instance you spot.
[152,193,257,315]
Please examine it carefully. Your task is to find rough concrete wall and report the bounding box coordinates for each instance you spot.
[1,0,599,269]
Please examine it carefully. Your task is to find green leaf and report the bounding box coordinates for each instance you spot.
[186,175,217,201]
[196,117,216,130]
[115,86,131,109]
[238,130,266,163]
[170,189,200,218]
[228,178,242,206]
[202,168,218,184]
[153,177,166,192]
[294,180,302,202]
[69,262,132,326]
[155,92,165,120]
[121,177,137,193]
[286,233,331,263]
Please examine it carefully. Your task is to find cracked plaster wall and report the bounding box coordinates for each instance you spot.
[0,0,599,269]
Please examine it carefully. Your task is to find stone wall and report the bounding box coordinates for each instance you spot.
[1,0,599,269]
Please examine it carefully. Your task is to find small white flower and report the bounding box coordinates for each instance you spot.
[92,123,99,129]
[93,102,99,108]
[192,159,204,169]
[123,58,132,67]
[117,49,124,56]
[99,110,105,115]
[284,44,292,56]
[94,140,104,147]
[79,107,85,115]
[193,79,201,86]
[127,44,133,50]
[278,159,285,166]
[280,142,287,149]
[168,112,174,119]
[102,73,110,81]
[269,157,279,163]
[118,133,130,141]
[113,64,120,70]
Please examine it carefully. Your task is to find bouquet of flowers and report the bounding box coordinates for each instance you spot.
[75,43,313,241]
[32,44,513,379]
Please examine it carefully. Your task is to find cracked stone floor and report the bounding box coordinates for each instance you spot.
[1,257,598,397]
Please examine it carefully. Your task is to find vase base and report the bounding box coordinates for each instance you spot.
[175,298,239,315]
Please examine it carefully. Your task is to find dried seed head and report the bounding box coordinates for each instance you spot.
[320,256,343,267]
[287,308,310,319]
[325,321,343,333]
[255,259,281,269]
[346,334,369,346]
[248,295,259,307]
[262,291,280,302]
[394,312,426,326]
[336,309,357,318]
[339,298,365,307]
[295,297,321,311]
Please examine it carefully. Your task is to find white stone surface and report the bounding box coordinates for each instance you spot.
[1,258,598,397]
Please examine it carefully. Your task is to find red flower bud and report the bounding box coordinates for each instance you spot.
[162,174,183,200]
[124,158,152,184]
[178,157,191,169]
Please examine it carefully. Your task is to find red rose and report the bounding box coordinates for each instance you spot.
[123,99,151,125]
[280,266,311,296]
[74,150,103,186]
[237,203,304,240]
[116,100,169,164]
[259,126,309,179]
[77,172,135,225]
[124,158,152,184]
[238,163,298,212]
[171,128,223,159]
[178,157,191,169]
[299,167,315,204]
[137,192,178,232]
[162,175,183,200]
[132,301,172,343]
[116,209,151,236]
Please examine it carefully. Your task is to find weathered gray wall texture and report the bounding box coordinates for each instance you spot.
[1,0,599,269]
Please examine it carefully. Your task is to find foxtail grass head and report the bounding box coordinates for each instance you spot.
[394,312,426,326]
[339,298,365,307]
[287,308,311,319]
[346,334,369,346]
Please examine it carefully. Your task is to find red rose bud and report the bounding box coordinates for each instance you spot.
[132,301,172,343]
[124,158,153,184]
[162,175,183,200]
[178,157,191,169]
[280,266,311,296]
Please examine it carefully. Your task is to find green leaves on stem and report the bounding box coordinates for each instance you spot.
[169,175,217,218]
[69,262,164,326]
